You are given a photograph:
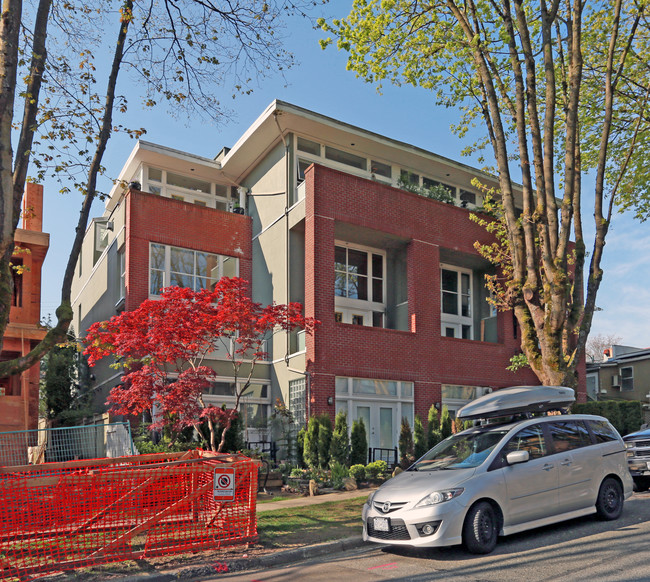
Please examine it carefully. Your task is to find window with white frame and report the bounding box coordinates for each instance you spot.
[149,243,238,296]
[144,166,231,211]
[621,366,634,391]
[441,265,473,339]
[289,378,307,430]
[117,247,126,305]
[204,381,271,437]
[334,243,385,327]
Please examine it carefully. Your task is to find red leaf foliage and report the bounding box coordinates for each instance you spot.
[84,277,318,437]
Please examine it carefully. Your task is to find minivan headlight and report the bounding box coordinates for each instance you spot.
[415,488,464,508]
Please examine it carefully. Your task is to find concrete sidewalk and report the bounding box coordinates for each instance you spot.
[113,488,377,582]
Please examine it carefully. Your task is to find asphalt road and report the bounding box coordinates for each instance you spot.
[219,491,650,582]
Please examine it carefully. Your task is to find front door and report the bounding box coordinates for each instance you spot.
[354,402,396,462]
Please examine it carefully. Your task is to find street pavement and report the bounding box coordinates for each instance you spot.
[113,489,650,582]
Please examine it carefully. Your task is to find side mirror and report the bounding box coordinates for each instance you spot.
[506,450,530,465]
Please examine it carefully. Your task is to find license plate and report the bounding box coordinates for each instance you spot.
[646,462,650,470]
[374,517,390,532]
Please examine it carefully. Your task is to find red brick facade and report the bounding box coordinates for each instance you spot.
[304,164,544,421]
[0,183,49,432]
[124,189,253,310]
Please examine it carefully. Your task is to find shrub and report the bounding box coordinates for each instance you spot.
[427,405,442,449]
[413,414,428,459]
[296,427,306,468]
[365,460,388,480]
[440,405,453,440]
[317,413,333,468]
[349,464,366,481]
[330,410,350,466]
[399,417,414,468]
[330,461,350,489]
[303,416,320,469]
[350,418,368,465]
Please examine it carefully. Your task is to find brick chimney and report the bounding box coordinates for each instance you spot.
[22,183,43,232]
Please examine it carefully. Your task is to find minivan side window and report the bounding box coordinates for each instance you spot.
[587,419,619,443]
[504,424,547,459]
[548,421,591,453]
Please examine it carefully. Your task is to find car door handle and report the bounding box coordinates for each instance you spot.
[542,463,554,471]
[560,459,572,466]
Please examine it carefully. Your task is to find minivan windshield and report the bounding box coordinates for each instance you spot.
[409,429,509,471]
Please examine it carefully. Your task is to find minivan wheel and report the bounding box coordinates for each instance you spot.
[462,501,498,554]
[596,477,623,520]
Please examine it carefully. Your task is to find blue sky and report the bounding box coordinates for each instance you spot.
[38,0,649,349]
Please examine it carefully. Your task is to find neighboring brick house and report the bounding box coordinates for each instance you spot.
[71,100,585,455]
[0,183,49,433]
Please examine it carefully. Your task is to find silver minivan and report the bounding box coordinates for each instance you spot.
[362,386,633,554]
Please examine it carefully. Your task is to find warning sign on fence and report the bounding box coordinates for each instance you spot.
[213,467,236,500]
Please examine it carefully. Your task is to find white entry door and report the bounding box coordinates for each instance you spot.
[354,402,396,451]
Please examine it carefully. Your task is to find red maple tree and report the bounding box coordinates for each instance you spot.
[84,277,318,451]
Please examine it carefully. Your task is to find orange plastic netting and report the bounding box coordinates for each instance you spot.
[0,450,258,580]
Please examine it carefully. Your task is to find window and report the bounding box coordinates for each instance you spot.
[423,177,454,196]
[93,220,111,265]
[289,378,307,430]
[143,166,230,210]
[548,421,591,452]
[324,146,367,170]
[334,243,386,327]
[11,260,22,308]
[504,424,547,459]
[588,419,619,443]
[441,265,472,339]
[149,243,238,296]
[118,248,126,303]
[371,160,392,179]
[621,366,634,391]
[297,137,320,156]
[460,189,477,208]
[400,169,419,186]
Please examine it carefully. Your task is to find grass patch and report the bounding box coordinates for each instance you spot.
[257,496,366,548]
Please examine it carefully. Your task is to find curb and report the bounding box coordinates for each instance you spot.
[115,536,366,581]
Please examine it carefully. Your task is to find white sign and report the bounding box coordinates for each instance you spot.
[213,467,236,501]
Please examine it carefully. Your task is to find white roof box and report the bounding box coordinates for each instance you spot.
[457,385,575,420]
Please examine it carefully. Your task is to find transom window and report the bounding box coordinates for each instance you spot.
[149,243,237,296]
[441,265,473,339]
[334,243,386,327]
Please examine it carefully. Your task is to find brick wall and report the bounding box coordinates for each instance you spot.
[304,164,552,421]
[124,190,253,309]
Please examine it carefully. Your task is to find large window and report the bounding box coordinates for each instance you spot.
[334,243,385,327]
[149,243,237,296]
[441,265,473,339]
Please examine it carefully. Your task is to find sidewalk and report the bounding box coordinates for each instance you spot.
[109,487,377,582]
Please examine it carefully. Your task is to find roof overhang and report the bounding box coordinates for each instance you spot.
[105,141,222,212]
[220,100,504,190]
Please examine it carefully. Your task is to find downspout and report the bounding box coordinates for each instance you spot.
[273,113,311,424]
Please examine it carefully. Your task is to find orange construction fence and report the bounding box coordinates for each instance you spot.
[0,450,259,580]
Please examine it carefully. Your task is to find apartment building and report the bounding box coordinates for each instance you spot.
[0,183,49,433]
[72,100,581,453]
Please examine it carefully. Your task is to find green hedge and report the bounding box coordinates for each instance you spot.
[573,400,643,436]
